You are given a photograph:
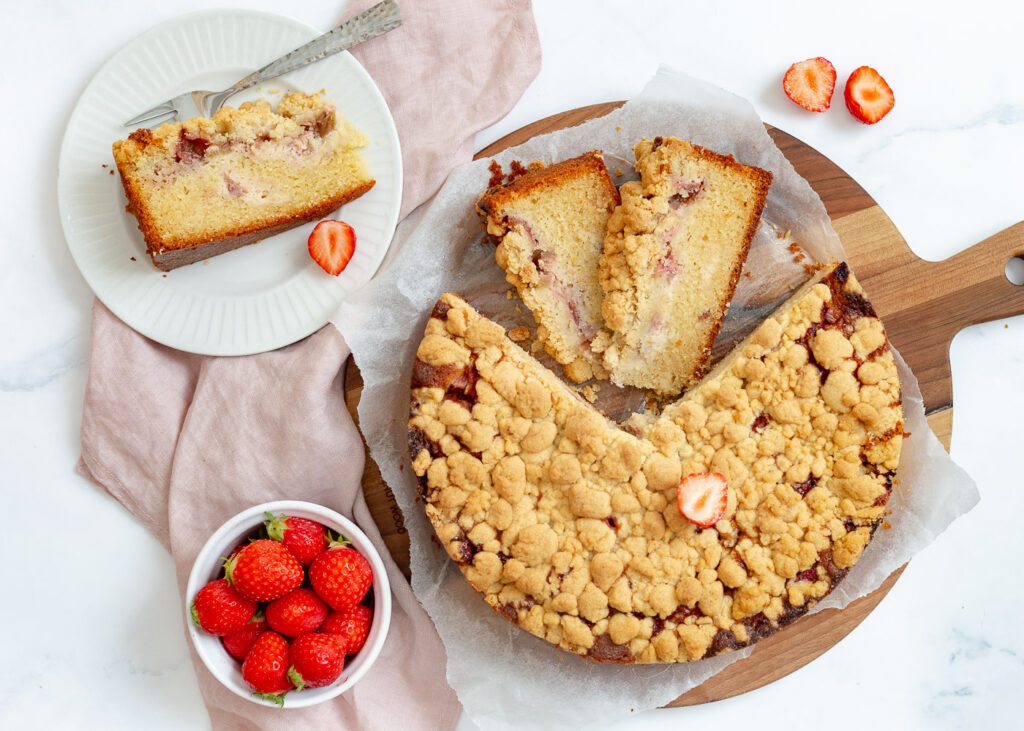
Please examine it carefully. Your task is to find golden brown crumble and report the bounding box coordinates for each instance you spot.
[408,264,902,664]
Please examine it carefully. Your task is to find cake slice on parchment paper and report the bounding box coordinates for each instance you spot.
[113,92,375,271]
[477,151,620,383]
[594,137,773,396]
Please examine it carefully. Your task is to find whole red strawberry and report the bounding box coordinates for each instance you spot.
[242,631,294,703]
[225,539,303,602]
[191,578,257,636]
[265,513,327,567]
[221,612,268,661]
[308,538,373,612]
[287,633,347,690]
[320,605,373,655]
[266,587,329,638]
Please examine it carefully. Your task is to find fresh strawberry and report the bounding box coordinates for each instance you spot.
[242,631,294,703]
[309,538,373,612]
[225,539,303,602]
[287,633,347,690]
[844,66,895,124]
[265,513,328,567]
[221,612,268,661]
[783,57,836,112]
[320,605,372,655]
[190,578,257,636]
[308,220,356,276]
[677,472,728,528]
[266,587,329,638]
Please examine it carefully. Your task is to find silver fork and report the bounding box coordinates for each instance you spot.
[122,0,402,128]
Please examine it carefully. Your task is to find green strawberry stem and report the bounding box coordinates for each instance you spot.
[265,512,286,542]
[252,691,287,707]
[190,602,202,629]
[286,666,306,691]
[223,553,239,585]
[324,530,351,549]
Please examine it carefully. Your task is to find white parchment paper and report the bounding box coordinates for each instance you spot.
[333,67,980,730]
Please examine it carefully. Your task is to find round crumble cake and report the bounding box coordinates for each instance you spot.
[407,262,903,664]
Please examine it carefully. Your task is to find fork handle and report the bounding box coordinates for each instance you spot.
[222,0,402,98]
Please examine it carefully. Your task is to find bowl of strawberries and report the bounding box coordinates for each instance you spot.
[185,500,391,708]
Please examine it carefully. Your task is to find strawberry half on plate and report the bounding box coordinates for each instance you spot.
[308,220,356,276]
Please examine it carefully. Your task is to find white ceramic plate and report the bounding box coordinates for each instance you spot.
[58,10,402,355]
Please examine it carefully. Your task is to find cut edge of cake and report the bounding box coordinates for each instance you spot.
[595,136,773,396]
[477,151,620,382]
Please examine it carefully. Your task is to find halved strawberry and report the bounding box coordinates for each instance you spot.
[783,57,836,112]
[308,220,356,276]
[844,66,894,124]
[677,472,728,528]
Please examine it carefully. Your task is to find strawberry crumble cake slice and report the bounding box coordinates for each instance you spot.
[595,137,772,396]
[477,151,620,382]
[113,92,374,271]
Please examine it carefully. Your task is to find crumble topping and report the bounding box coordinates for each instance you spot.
[408,263,903,663]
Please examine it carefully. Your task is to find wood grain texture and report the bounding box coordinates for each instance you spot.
[345,101,1022,706]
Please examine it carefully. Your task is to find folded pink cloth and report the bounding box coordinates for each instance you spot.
[77,1,540,728]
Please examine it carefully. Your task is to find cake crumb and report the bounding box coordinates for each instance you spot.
[505,289,516,300]
[101,164,107,168]
[130,256,136,261]
[514,304,523,313]
[882,522,891,530]
[487,160,504,187]
[614,168,624,177]
[508,160,529,183]
[616,126,622,131]
[581,384,599,403]
[162,274,167,278]
[109,170,115,175]
[508,326,530,342]
[530,340,545,355]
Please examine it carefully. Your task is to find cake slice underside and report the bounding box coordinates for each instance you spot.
[478,151,620,382]
[408,263,903,664]
[113,93,374,270]
[597,137,772,396]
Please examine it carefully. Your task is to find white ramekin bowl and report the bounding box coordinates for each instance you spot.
[185,500,392,708]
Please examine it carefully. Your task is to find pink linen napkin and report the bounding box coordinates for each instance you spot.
[76,1,540,728]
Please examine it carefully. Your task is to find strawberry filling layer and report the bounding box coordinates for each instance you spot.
[506,216,599,347]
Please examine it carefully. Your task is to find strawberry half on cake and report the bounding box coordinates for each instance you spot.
[113,92,375,271]
[477,151,620,383]
[595,137,772,396]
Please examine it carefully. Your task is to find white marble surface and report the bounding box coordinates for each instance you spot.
[3,0,1021,728]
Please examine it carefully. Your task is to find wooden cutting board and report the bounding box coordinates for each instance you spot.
[344,102,1024,706]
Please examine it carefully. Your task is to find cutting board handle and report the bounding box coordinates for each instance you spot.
[922,221,1024,328]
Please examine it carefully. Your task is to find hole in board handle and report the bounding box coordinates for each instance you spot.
[1005,257,1024,286]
